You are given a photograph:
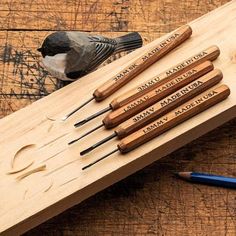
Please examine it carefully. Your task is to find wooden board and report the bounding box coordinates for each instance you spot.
[1,1,236,235]
[0,0,229,31]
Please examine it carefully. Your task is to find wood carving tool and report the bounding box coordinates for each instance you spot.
[82,84,230,170]
[75,46,220,127]
[176,172,236,189]
[79,69,222,154]
[61,25,192,121]
[69,61,215,144]
[39,31,143,80]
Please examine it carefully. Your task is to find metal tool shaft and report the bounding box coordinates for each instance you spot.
[82,148,119,170]
[62,96,94,121]
[80,133,117,155]
[74,106,111,127]
[68,123,104,145]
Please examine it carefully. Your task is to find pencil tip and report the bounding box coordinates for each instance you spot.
[176,172,191,179]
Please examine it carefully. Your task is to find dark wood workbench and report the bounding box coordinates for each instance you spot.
[0,0,235,235]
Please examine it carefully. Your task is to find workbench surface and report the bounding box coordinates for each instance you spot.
[0,0,235,235]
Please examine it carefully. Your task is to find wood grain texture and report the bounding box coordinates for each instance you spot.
[0,0,235,235]
[93,25,192,101]
[115,68,222,138]
[0,0,231,32]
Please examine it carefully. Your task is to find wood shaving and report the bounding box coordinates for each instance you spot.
[16,164,46,181]
[11,144,36,168]
[45,115,56,121]
[44,179,53,192]
[6,161,34,174]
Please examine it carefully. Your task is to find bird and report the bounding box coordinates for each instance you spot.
[37,31,143,81]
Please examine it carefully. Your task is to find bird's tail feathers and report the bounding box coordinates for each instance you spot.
[115,32,143,53]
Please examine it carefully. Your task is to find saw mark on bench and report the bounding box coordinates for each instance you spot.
[0,43,64,117]
[1,44,55,96]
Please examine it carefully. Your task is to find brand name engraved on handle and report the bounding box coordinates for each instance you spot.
[160,80,203,107]
[155,68,197,94]
[113,64,138,82]
[124,68,199,113]
[132,79,203,124]
[166,51,208,76]
[141,33,180,62]
[142,89,218,134]
[132,107,156,123]
[112,32,183,83]
[137,51,209,92]
[123,95,150,112]
[174,90,217,116]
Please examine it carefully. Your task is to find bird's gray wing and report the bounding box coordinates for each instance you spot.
[65,33,117,78]
[64,39,95,76]
[86,35,117,71]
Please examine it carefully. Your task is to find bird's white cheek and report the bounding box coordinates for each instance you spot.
[42,53,73,81]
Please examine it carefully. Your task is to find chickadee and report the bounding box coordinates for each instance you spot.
[38,31,142,81]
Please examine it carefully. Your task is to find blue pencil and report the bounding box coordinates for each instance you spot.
[176,172,236,189]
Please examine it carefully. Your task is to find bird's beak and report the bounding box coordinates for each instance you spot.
[37,47,42,52]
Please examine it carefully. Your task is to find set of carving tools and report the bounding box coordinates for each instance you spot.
[43,25,230,170]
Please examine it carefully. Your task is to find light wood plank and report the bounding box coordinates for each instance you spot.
[1,1,236,235]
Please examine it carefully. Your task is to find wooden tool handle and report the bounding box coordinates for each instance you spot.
[103,61,214,128]
[110,45,220,109]
[93,25,192,101]
[118,85,230,153]
[115,69,222,137]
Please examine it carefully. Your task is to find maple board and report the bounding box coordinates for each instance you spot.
[1,1,236,235]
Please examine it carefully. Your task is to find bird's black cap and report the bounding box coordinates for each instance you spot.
[38,32,71,57]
